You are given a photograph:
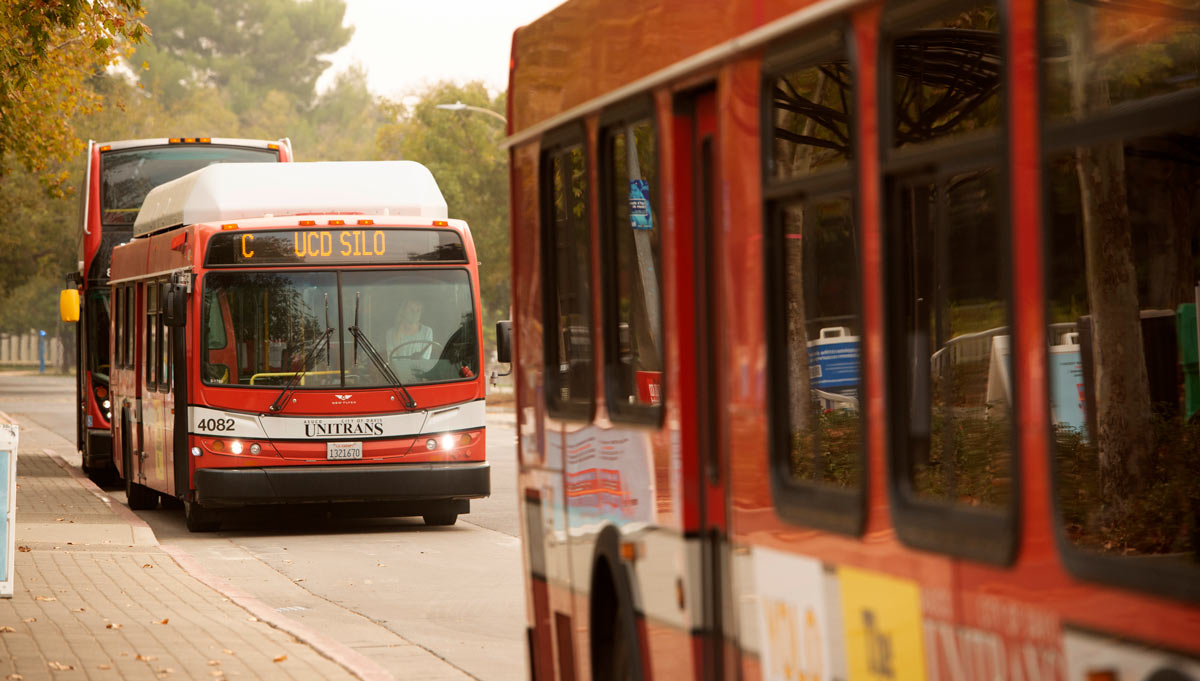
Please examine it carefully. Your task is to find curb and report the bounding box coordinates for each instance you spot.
[44,447,158,546]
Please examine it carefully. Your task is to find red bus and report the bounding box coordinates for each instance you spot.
[503,0,1200,679]
[62,137,292,484]
[106,160,489,531]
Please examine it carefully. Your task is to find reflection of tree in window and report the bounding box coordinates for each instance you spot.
[769,42,862,488]
[547,144,592,408]
[1043,0,1200,562]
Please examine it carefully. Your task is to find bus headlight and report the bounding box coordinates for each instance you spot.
[102,399,111,409]
[441,434,456,451]
[230,440,244,455]
[249,443,261,455]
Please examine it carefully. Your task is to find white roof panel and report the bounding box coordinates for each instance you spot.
[134,161,448,237]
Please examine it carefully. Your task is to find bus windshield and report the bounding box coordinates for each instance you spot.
[101,146,280,226]
[201,269,479,389]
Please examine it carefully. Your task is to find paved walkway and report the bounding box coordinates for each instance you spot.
[0,411,366,681]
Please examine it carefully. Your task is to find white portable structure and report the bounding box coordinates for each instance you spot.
[134,161,449,237]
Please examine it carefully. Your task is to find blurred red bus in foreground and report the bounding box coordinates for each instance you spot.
[503,0,1200,679]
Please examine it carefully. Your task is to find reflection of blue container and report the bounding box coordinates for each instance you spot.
[808,327,860,398]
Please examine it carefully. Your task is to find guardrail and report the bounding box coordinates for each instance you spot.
[0,330,65,367]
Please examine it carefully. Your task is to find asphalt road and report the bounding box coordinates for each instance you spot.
[0,371,527,681]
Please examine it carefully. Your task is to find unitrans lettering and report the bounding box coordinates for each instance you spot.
[303,420,384,437]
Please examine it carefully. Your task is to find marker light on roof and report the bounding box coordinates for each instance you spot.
[357,219,374,226]
[169,138,181,143]
[221,223,238,230]
[433,220,448,226]
[268,143,279,150]
[99,145,111,151]
[184,138,196,143]
[299,220,316,226]
[328,219,345,226]
[198,138,211,143]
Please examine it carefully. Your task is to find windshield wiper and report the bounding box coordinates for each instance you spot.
[268,327,334,413]
[347,325,418,409]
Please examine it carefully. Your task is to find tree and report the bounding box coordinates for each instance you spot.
[0,0,147,193]
[132,0,352,113]
[376,82,510,342]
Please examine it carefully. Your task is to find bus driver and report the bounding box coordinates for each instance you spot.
[387,298,434,360]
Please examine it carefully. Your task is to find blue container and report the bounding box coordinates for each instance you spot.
[808,326,860,399]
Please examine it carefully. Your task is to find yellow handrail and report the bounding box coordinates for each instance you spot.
[248,370,339,386]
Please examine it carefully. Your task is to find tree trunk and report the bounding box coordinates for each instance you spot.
[1070,3,1155,501]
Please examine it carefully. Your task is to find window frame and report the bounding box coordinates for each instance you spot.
[540,123,596,422]
[1038,0,1200,603]
[880,0,1019,565]
[598,96,666,427]
[762,21,867,537]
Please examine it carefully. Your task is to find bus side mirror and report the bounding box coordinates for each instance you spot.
[163,284,188,327]
[60,288,80,323]
[496,320,513,364]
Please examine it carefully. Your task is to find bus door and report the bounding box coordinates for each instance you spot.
[674,87,736,681]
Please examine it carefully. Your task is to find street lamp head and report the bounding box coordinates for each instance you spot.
[433,101,507,125]
[435,101,468,112]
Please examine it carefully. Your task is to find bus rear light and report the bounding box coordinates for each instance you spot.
[299,220,316,226]
[357,219,374,225]
[221,223,238,230]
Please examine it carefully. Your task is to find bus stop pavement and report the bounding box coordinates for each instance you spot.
[0,411,391,681]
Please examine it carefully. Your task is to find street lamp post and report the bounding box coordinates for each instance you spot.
[434,101,507,125]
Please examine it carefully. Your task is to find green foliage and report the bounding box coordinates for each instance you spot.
[0,0,147,193]
[133,0,352,112]
[376,82,510,337]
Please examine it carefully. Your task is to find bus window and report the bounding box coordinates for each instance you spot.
[344,269,479,387]
[601,113,663,420]
[145,283,159,389]
[1043,0,1200,593]
[884,0,1013,562]
[159,282,169,392]
[542,134,593,419]
[100,146,280,226]
[765,28,864,533]
[202,272,340,387]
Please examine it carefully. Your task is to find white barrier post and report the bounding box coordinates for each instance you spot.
[0,423,17,598]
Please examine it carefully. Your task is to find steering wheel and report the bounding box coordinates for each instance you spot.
[388,339,443,361]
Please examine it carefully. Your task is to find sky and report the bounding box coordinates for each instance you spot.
[315,0,565,99]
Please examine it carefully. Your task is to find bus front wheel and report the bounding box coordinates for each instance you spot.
[184,499,220,532]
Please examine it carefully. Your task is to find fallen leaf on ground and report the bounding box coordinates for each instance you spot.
[47,662,74,671]
[34,596,56,601]
[73,608,85,612]
[16,546,29,553]
[106,623,122,629]
[247,616,257,622]
[21,618,35,623]
[97,665,112,670]
[142,564,153,568]
[273,655,287,663]
[207,660,220,666]
[210,672,223,678]
[159,618,169,624]
[136,654,157,661]
[0,626,14,633]
[222,649,234,655]
[7,673,24,680]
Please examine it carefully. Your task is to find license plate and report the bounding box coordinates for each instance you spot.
[327,441,362,460]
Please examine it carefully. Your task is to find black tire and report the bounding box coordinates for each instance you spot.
[422,512,458,526]
[84,464,117,487]
[184,499,220,532]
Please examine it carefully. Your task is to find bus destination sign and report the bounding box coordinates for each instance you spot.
[205,228,467,267]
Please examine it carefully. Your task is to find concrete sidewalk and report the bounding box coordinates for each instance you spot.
[0,412,372,681]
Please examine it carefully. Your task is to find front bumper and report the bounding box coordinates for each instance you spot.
[195,461,490,508]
